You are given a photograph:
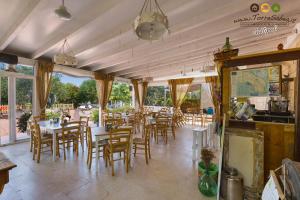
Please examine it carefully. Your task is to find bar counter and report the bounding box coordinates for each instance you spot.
[228,119,295,180]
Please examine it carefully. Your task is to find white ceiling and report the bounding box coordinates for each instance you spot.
[1,0,300,79]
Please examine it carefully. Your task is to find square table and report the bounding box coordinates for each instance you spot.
[38,120,86,161]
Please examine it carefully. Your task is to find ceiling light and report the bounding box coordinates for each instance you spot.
[55,0,72,20]
[53,39,77,66]
[134,0,169,41]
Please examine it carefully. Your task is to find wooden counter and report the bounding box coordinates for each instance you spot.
[256,122,294,180]
[0,152,16,194]
[229,120,295,180]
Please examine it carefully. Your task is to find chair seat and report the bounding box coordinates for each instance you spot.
[133,138,145,144]
[92,139,108,148]
[105,146,127,153]
[43,133,52,138]
[57,133,78,141]
[41,137,53,143]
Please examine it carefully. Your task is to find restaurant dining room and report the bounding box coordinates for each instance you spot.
[1,0,300,199]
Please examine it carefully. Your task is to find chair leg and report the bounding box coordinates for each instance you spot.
[126,151,129,173]
[148,142,151,159]
[145,145,148,164]
[88,150,92,169]
[87,150,90,165]
[32,142,36,160]
[30,135,33,152]
[105,150,108,167]
[111,155,115,176]
[172,126,176,139]
[37,143,41,163]
[63,142,66,160]
[50,142,53,155]
[165,130,168,144]
[134,144,137,157]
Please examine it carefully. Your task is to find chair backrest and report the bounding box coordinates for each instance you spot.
[105,118,123,126]
[113,112,122,119]
[61,121,81,138]
[80,116,89,126]
[127,115,136,126]
[144,124,151,143]
[33,123,42,143]
[86,126,92,150]
[156,116,169,128]
[109,128,131,151]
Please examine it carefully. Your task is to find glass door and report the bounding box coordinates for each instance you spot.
[0,76,9,144]
[16,78,33,140]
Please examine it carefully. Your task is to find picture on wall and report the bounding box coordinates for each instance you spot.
[231,66,281,97]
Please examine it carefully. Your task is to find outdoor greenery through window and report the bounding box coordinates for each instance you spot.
[48,73,98,108]
[15,64,34,75]
[108,82,132,112]
[145,86,172,106]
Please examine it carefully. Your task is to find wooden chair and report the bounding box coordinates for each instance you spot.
[194,114,204,127]
[57,121,81,160]
[32,123,53,163]
[127,115,137,134]
[113,112,122,119]
[30,115,50,152]
[155,117,169,144]
[133,124,151,164]
[105,128,131,176]
[80,116,89,145]
[184,112,194,125]
[86,127,108,169]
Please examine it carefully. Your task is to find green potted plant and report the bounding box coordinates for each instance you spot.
[17,112,32,133]
[91,109,99,126]
[198,148,218,197]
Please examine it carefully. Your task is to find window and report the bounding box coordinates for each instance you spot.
[15,64,34,75]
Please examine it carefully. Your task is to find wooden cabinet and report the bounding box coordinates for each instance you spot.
[256,122,295,180]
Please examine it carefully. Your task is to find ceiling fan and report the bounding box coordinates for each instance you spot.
[54,0,72,20]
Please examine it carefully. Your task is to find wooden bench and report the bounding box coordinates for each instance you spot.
[0,152,16,194]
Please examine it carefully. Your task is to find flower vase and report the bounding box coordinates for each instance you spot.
[198,170,217,197]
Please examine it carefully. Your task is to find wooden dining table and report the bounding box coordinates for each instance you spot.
[38,120,88,161]
[93,126,134,170]
[38,121,133,168]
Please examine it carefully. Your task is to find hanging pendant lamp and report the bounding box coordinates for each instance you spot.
[54,0,72,20]
[134,0,169,41]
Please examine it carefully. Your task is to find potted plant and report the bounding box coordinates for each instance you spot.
[17,112,32,133]
[91,109,99,127]
[198,148,218,197]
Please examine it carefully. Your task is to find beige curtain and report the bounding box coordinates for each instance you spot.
[131,79,140,107]
[168,78,194,109]
[141,81,148,108]
[205,76,219,121]
[168,78,193,127]
[36,60,54,115]
[95,73,114,111]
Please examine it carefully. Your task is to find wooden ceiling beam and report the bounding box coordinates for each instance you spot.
[30,0,124,59]
[77,1,253,68]
[126,39,286,79]
[103,29,291,75]
[0,0,42,51]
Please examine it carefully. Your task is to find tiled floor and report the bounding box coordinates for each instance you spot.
[0,126,216,200]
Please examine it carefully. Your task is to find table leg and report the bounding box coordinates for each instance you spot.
[197,132,203,160]
[53,132,56,161]
[96,136,99,171]
[192,131,197,161]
